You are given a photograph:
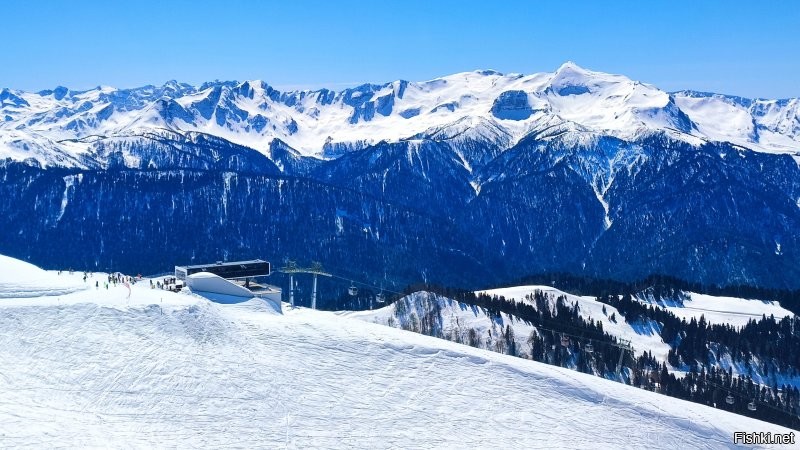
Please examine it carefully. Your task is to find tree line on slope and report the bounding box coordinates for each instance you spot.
[506,272,800,315]
[600,292,800,429]
[384,285,800,430]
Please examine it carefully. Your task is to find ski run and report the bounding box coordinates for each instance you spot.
[0,254,795,448]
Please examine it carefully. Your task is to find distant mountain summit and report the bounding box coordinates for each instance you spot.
[0,64,798,290]
[1,63,797,169]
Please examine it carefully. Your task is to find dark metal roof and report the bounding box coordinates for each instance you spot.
[175,259,272,280]
[175,259,267,271]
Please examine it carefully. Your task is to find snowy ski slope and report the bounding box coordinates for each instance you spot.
[636,291,795,327]
[477,285,673,360]
[0,254,86,298]
[0,256,794,448]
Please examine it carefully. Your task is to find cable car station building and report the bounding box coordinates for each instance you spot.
[174,260,281,310]
[175,259,272,281]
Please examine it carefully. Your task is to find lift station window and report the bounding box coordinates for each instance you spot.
[174,260,271,281]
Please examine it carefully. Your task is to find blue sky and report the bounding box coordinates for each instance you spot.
[2,0,798,98]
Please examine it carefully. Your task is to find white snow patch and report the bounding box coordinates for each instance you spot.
[55,175,78,222]
[469,179,481,195]
[637,291,794,327]
[591,180,613,230]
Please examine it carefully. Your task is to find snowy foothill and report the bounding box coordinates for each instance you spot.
[476,285,674,361]
[635,291,795,327]
[344,291,544,358]
[467,285,800,389]
[0,255,795,448]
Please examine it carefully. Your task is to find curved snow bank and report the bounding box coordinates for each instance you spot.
[0,254,86,298]
[186,272,282,313]
[187,271,254,298]
[217,297,283,315]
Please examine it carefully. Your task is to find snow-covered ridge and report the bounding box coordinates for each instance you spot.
[2,62,798,168]
[674,90,800,154]
[635,290,794,327]
[475,285,672,359]
[0,254,86,298]
[0,254,793,446]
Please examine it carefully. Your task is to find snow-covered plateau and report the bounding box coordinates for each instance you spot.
[0,254,795,448]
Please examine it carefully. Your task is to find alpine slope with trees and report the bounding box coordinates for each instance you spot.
[346,285,800,430]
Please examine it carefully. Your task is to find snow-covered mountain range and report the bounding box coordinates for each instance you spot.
[1,62,798,169]
[1,63,799,290]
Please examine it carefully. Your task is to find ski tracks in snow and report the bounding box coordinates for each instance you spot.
[0,296,793,448]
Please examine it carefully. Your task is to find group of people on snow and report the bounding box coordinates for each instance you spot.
[153,277,182,292]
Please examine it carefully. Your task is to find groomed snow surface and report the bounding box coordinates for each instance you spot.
[0,254,86,298]
[0,256,794,448]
